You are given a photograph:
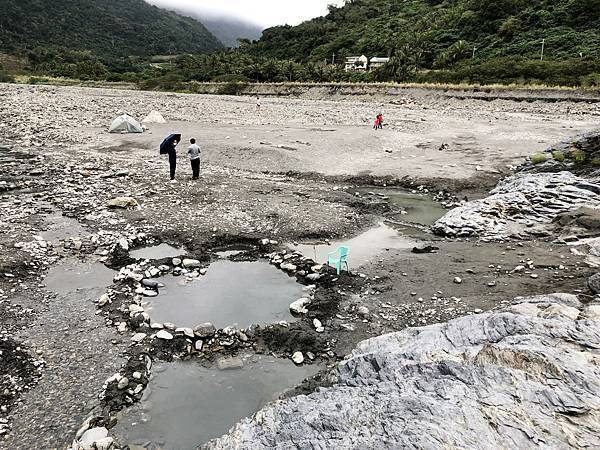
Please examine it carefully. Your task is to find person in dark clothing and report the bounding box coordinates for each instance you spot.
[167,138,179,182]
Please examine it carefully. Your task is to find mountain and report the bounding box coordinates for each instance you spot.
[143,2,264,48]
[193,17,263,48]
[248,0,600,66]
[0,0,223,57]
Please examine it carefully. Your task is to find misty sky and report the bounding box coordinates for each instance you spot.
[146,0,345,27]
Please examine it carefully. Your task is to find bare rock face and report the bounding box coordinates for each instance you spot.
[205,294,600,449]
[432,171,600,238]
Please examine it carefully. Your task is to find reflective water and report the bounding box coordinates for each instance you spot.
[130,244,187,260]
[44,260,115,295]
[291,222,419,267]
[351,187,447,226]
[114,356,320,449]
[144,260,303,328]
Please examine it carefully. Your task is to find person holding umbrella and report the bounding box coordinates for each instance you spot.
[160,133,181,182]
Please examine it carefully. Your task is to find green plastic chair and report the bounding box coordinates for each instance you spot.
[327,246,350,275]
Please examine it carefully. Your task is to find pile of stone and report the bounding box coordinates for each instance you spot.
[433,171,600,239]
[206,293,600,449]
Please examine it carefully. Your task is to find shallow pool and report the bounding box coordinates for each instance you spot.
[113,355,320,449]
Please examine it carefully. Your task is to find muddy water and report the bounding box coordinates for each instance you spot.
[130,243,187,260]
[44,260,115,295]
[41,211,88,243]
[291,222,420,267]
[144,260,304,328]
[114,356,320,449]
[352,187,448,226]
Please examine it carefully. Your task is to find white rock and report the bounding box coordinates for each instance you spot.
[292,351,304,365]
[453,277,462,284]
[175,327,195,338]
[79,427,108,450]
[182,258,201,268]
[131,333,146,343]
[94,437,114,450]
[156,330,173,340]
[98,294,110,307]
[290,298,310,315]
[313,319,324,333]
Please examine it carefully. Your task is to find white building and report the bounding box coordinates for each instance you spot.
[345,55,369,72]
[369,57,390,71]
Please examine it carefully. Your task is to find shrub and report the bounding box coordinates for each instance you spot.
[216,81,249,95]
[530,153,548,164]
[551,151,566,162]
[591,158,600,167]
[0,71,15,83]
[570,149,587,163]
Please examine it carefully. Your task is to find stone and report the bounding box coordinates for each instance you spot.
[182,258,201,268]
[207,293,600,450]
[93,437,114,450]
[107,197,138,209]
[433,172,600,239]
[357,306,370,317]
[453,277,462,284]
[194,323,216,338]
[98,294,110,307]
[588,273,600,294]
[172,257,182,266]
[313,318,324,333]
[195,340,204,351]
[306,273,322,281]
[132,372,142,380]
[156,330,173,340]
[141,279,159,289]
[217,356,244,370]
[131,333,146,343]
[291,352,304,365]
[117,377,129,390]
[150,323,164,329]
[280,263,297,272]
[289,298,310,315]
[175,327,195,338]
[79,427,108,450]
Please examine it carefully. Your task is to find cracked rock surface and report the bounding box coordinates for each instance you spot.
[206,293,600,449]
[433,171,600,239]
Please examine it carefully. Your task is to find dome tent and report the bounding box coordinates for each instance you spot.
[109,114,144,133]
[143,110,167,123]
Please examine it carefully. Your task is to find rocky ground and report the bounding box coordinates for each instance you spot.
[0,82,599,449]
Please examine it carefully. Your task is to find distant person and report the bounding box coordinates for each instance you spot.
[377,113,383,129]
[373,115,380,130]
[256,96,261,112]
[188,138,201,180]
[167,137,179,182]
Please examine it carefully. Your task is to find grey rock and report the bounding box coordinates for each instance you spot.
[194,322,216,338]
[433,172,600,238]
[206,293,600,450]
[588,273,600,294]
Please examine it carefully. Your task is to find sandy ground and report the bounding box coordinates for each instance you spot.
[0,83,598,448]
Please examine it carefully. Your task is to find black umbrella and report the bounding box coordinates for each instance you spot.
[160,133,181,154]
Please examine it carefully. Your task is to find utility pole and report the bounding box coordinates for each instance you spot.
[472,47,477,59]
[540,39,545,61]
[332,53,336,65]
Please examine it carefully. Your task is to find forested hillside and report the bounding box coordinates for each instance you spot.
[251,0,600,66]
[0,0,223,57]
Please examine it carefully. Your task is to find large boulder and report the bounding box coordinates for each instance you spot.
[206,294,600,449]
[433,171,600,238]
